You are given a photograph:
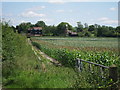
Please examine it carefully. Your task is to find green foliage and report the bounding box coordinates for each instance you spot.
[97,26,117,37]
[32,37,120,88]
[3,23,97,88]
[44,25,57,36]
[16,22,32,33]
[77,22,83,32]
[88,25,95,32]
[2,24,19,61]
[16,20,119,37]
[35,21,46,28]
[78,32,85,37]
[56,22,73,36]
[2,23,39,87]
[84,31,92,37]
[31,42,41,49]
[3,63,78,88]
[32,38,119,67]
[115,26,120,37]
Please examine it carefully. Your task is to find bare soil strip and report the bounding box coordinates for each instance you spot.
[39,51,62,66]
[28,38,62,66]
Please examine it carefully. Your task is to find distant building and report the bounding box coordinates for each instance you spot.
[66,30,78,36]
[65,24,78,36]
[27,27,42,37]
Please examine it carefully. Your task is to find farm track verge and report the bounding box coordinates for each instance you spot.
[28,38,62,67]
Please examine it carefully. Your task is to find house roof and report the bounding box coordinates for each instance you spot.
[67,30,78,35]
[71,32,78,35]
[28,27,42,30]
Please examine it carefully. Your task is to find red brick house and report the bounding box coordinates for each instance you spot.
[27,27,42,37]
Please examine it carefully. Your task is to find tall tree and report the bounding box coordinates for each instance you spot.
[84,23,88,28]
[35,21,46,27]
[16,22,32,33]
[77,21,83,32]
[94,24,99,28]
[115,26,120,37]
[88,25,95,32]
[57,22,73,36]
[44,25,57,36]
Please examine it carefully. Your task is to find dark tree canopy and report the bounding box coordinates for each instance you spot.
[16,22,32,33]
[56,22,73,36]
[15,20,119,37]
[35,21,46,27]
[77,22,83,32]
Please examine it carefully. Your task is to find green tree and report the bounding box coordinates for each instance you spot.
[78,32,85,37]
[77,22,83,32]
[108,26,116,37]
[97,25,112,37]
[88,25,97,37]
[56,22,73,36]
[44,25,57,36]
[115,26,120,37]
[94,24,99,28]
[16,22,32,33]
[88,25,95,32]
[97,26,103,37]
[85,31,91,37]
[84,23,88,29]
[35,21,46,27]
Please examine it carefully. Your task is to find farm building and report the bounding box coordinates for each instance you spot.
[27,27,42,37]
[64,24,78,36]
[66,30,78,36]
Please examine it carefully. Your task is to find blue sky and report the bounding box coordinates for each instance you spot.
[2,2,118,27]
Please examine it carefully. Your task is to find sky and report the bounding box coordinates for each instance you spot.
[1,1,119,27]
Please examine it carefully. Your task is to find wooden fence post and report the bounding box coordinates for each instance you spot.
[79,59,83,72]
[76,59,82,72]
[109,65,118,82]
[100,67,104,79]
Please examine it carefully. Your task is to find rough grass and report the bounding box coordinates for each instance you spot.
[2,24,119,88]
[3,25,91,88]
[4,48,88,88]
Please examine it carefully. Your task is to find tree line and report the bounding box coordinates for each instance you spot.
[15,21,120,37]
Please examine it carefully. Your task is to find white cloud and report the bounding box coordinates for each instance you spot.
[110,7,117,11]
[68,10,73,12]
[97,17,118,25]
[2,0,119,2]
[87,12,91,15]
[103,20,118,24]
[98,17,109,21]
[56,10,64,12]
[2,13,13,17]
[26,6,46,12]
[48,0,119,3]
[56,9,73,13]
[39,18,54,22]
[20,20,30,23]
[21,11,45,17]
[48,0,66,4]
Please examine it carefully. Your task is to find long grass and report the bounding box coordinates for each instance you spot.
[3,24,92,88]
